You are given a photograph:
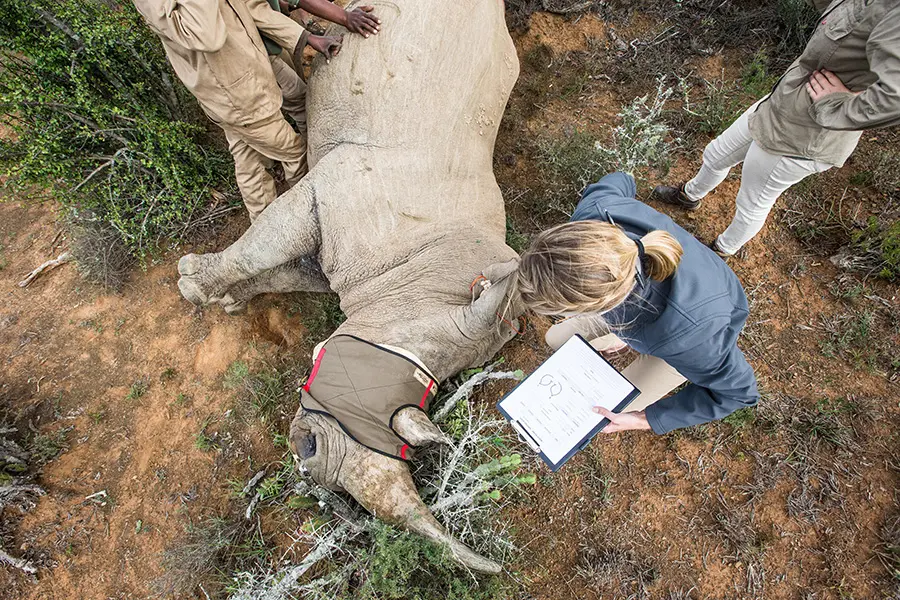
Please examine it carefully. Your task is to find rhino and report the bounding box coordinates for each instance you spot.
[176,0,523,574]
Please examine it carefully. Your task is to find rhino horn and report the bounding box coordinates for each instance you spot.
[466,258,524,331]
[339,450,502,575]
[393,407,452,447]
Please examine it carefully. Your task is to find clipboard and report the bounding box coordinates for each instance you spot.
[497,334,640,472]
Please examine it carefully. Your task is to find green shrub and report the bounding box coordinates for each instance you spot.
[741,50,778,99]
[356,522,513,600]
[776,0,819,59]
[300,294,347,340]
[29,427,70,464]
[851,218,900,281]
[538,79,675,206]
[593,78,676,175]
[505,216,530,253]
[537,128,605,196]
[684,79,743,136]
[0,1,232,263]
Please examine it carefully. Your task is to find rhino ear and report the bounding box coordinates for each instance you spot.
[468,258,523,330]
[393,407,451,447]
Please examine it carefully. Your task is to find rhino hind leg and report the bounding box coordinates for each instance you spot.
[217,257,332,315]
[177,172,322,307]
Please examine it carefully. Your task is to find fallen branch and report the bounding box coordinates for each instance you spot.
[432,364,523,423]
[245,491,262,521]
[230,522,355,600]
[72,148,127,192]
[242,470,267,496]
[243,469,269,520]
[0,483,45,506]
[84,489,108,506]
[0,547,37,574]
[18,252,72,288]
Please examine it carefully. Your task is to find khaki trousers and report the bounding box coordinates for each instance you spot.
[545,316,687,412]
[270,54,307,130]
[221,111,308,221]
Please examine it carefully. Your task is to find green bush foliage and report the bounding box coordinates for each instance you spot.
[776,0,820,59]
[356,522,513,600]
[0,1,231,261]
[852,218,900,281]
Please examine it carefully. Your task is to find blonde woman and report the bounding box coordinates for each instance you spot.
[516,172,759,434]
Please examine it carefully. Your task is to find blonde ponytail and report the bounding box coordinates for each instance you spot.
[639,230,683,281]
[516,221,683,316]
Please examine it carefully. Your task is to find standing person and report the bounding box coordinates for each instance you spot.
[515,172,759,435]
[652,0,900,258]
[131,0,342,220]
[263,0,381,131]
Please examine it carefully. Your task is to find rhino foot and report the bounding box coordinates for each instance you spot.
[177,253,226,306]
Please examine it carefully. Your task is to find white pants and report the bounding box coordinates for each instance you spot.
[684,101,833,255]
[545,316,687,412]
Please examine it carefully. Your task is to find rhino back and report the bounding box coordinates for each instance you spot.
[304,0,519,300]
[306,0,519,167]
[311,145,510,298]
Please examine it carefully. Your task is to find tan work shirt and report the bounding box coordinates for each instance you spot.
[132,0,308,126]
[749,0,900,166]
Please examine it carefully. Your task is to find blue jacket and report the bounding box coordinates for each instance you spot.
[571,172,759,434]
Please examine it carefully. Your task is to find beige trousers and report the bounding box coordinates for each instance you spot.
[221,111,308,221]
[545,316,687,412]
[270,54,307,130]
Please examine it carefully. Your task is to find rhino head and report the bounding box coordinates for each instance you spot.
[289,409,501,573]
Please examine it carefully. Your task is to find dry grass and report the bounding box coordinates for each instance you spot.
[575,541,658,598]
[64,210,134,291]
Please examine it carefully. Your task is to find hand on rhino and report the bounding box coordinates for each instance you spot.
[307,34,344,62]
[344,6,380,37]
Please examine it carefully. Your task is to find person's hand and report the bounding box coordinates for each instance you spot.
[598,338,628,358]
[278,0,291,14]
[308,34,343,62]
[344,6,380,37]
[806,69,859,102]
[593,407,652,433]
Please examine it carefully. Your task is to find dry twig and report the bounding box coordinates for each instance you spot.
[18,252,72,288]
[0,547,37,574]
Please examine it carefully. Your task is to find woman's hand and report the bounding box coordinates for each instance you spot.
[806,69,859,102]
[344,6,380,37]
[598,338,627,358]
[593,407,652,433]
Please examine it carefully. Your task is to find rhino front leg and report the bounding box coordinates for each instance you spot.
[218,257,332,315]
[178,174,322,306]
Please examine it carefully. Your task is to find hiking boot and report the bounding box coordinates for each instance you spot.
[651,184,701,211]
[709,238,734,260]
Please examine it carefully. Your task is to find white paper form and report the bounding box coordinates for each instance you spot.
[499,335,637,466]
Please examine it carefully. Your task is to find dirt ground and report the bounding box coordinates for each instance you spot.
[2,8,899,600]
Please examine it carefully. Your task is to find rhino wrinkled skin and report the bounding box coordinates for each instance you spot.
[176,0,522,573]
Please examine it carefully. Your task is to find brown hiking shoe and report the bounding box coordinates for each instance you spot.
[709,238,734,260]
[651,184,701,211]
